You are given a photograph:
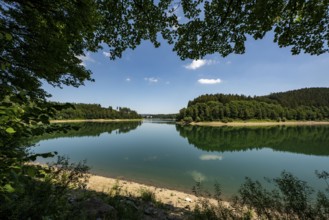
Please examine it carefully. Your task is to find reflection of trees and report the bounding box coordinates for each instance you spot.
[176,125,329,156]
[33,122,142,142]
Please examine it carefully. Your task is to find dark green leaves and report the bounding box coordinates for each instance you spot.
[174,0,329,59]
[236,171,329,219]
[2,0,329,103]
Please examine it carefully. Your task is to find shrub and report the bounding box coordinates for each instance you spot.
[139,188,156,203]
[0,156,90,219]
[183,116,193,124]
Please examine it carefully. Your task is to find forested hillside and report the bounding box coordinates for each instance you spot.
[177,88,329,122]
[266,88,329,108]
[53,103,142,120]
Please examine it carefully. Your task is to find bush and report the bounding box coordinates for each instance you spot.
[0,157,90,219]
[235,171,329,220]
[139,188,156,203]
[183,116,193,124]
[190,171,329,220]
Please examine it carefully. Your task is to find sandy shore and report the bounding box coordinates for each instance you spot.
[190,121,329,127]
[50,119,142,123]
[87,175,220,209]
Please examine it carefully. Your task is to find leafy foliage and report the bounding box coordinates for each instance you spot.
[1,0,99,101]
[174,0,329,59]
[177,88,329,122]
[234,171,329,220]
[0,157,90,219]
[0,96,73,202]
[2,1,329,105]
[139,188,156,203]
[190,171,329,220]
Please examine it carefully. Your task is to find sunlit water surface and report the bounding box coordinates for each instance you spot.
[31,120,329,198]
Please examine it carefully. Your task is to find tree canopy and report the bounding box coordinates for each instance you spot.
[177,88,329,122]
[1,0,329,102]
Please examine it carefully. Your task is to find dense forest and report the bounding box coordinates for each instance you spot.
[177,88,329,122]
[52,103,142,120]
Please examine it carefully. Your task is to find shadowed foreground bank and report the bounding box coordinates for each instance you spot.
[86,170,329,220]
[2,157,328,220]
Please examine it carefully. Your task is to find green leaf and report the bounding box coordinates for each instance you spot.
[4,184,15,193]
[1,63,6,71]
[27,167,36,177]
[5,127,16,134]
[5,33,12,41]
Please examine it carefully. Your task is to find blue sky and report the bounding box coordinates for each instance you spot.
[43,34,329,114]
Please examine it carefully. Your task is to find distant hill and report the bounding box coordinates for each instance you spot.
[177,88,329,122]
[264,88,329,108]
[52,102,142,120]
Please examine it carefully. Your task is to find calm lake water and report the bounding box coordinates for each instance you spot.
[31,120,329,198]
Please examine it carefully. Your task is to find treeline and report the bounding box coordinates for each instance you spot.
[267,87,329,108]
[177,88,329,122]
[52,103,142,120]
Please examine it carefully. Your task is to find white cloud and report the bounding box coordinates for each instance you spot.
[200,154,223,161]
[226,61,232,65]
[184,59,218,70]
[185,59,206,70]
[126,78,131,82]
[144,77,158,83]
[103,51,111,57]
[77,53,95,66]
[198,78,221,84]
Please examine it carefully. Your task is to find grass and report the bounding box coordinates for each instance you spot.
[139,188,156,203]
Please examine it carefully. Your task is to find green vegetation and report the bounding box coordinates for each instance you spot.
[0,156,90,219]
[191,171,329,220]
[176,125,329,156]
[139,188,156,203]
[177,88,329,123]
[53,102,142,120]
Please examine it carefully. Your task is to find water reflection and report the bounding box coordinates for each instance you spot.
[176,125,329,156]
[31,122,329,197]
[33,121,142,142]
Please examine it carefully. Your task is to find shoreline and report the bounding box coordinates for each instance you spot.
[29,161,221,209]
[50,119,329,127]
[188,121,329,127]
[50,119,142,123]
[87,174,220,209]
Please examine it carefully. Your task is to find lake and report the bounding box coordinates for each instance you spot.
[30,120,329,199]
